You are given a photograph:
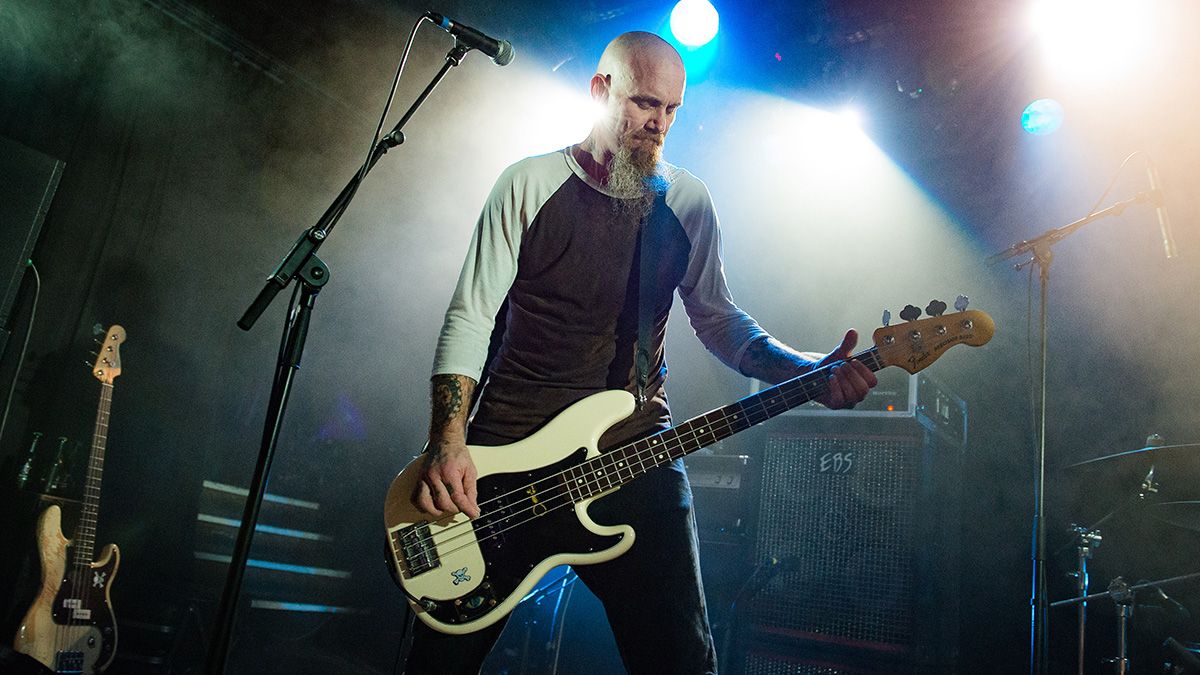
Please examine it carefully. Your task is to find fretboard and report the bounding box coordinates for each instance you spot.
[563,347,885,502]
[74,381,112,566]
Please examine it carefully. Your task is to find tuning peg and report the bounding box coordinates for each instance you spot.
[955,295,969,312]
[925,299,947,317]
[899,304,921,322]
[882,309,892,327]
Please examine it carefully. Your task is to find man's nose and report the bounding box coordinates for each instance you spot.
[646,110,668,133]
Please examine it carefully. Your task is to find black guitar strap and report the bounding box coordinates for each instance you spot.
[635,212,653,410]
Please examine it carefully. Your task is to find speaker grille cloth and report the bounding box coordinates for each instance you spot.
[751,433,919,646]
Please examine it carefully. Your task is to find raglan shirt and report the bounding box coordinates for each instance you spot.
[432,147,766,509]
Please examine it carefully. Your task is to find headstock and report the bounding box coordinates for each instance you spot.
[873,302,993,374]
[92,325,126,384]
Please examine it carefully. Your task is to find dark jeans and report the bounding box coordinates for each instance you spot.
[403,482,718,674]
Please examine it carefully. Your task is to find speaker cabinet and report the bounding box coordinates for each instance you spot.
[746,415,962,671]
[0,136,62,338]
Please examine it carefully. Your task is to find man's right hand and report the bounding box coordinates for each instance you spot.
[412,438,481,519]
[416,373,481,518]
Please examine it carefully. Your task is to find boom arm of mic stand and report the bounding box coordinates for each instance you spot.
[989,192,1153,265]
[237,43,470,332]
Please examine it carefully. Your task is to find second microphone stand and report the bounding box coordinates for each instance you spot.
[990,189,1157,675]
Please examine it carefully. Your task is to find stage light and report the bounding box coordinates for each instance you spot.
[1021,98,1064,135]
[837,105,864,129]
[1029,0,1152,81]
[670,0,719,48]
[757,105,877,177]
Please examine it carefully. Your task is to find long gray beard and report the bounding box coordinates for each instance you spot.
[609,144,665,219]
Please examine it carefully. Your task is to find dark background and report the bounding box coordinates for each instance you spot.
[1,0,1198,672]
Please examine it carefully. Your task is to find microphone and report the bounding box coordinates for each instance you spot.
[1146,160,1178,259]
[425,11,514,66]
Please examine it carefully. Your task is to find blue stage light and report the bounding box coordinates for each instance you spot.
[670,0,719,48]
[1021,98,1064,135]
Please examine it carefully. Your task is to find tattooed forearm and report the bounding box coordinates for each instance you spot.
[429,374,477,440]
[738,336,815,385]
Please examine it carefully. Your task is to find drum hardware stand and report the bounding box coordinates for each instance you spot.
[1052,572,1200,675]
[1058,466,1159,675]
[1106,577,1134,675]
[991,188,1159,675]
[1069,525,1102,675]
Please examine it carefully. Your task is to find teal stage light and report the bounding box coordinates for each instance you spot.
[670,0,719,48]
[1021,98,1064,135]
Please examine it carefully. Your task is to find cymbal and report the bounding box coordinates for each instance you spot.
[1056,443,1200,505]
[1149,501,1200,533]
[1063,443,1200,470]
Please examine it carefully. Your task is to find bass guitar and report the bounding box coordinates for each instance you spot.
[384,305,993,635]
[14,325,125,673]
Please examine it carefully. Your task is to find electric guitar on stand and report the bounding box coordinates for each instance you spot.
[384,301,994,635]
[13,325,125,674]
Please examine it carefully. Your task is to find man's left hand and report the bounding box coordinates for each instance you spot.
[814,329,877,409]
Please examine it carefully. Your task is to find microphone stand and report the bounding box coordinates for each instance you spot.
[989,189,1157,675]
[206,42,472,675]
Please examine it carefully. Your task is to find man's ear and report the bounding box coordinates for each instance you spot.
[590,73,610,102]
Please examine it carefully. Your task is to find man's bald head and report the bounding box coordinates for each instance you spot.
[596,32,686,97]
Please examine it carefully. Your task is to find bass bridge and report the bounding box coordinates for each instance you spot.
[393,521,440,576]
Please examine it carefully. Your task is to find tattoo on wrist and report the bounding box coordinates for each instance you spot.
[430,375,466,430]
[741,336,809,384]
[741,337,775,375]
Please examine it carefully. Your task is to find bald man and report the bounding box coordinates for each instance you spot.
[407,32,876,673]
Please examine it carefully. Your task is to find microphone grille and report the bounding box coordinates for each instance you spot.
[494,40,515,67]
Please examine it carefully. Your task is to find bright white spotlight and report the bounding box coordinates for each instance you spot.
[670,0,720,48]
[1029,0,1152,82]
[837,106,864,129]
[759,106,877,176]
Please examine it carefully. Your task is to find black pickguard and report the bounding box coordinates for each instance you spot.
[49,557,118,666]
